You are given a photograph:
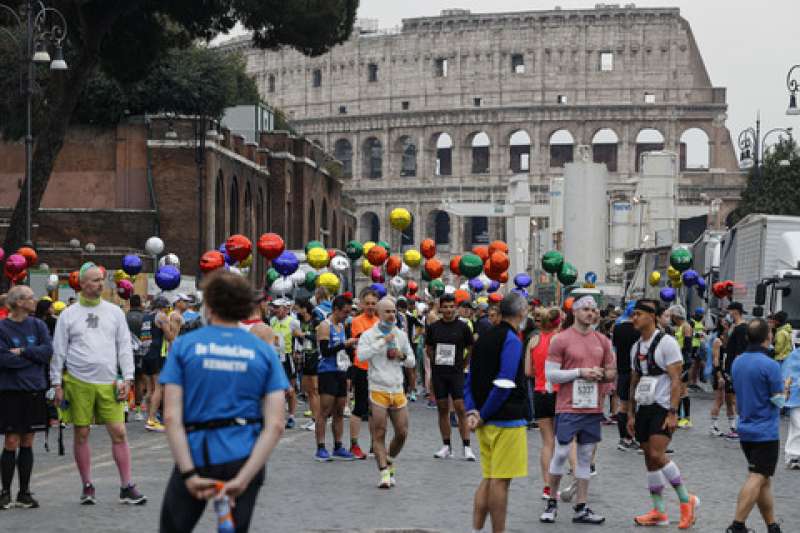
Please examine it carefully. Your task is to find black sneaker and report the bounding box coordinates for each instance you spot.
[725,526,755,533]
[540,499,558,523]
[767,524,783,533]
[80,483,96,505]
[15,491,39,508]
[572,506,605,524]
[119,483,147,505]
[0,490,12,510]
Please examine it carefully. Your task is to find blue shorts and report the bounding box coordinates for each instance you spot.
[554,413,604,445]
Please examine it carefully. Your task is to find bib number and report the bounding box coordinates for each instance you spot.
[572,379,598,409]
[634,376,658,406]
[435,344,456,366]
[336,349,351,372]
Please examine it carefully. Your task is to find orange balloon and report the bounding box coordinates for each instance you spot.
[16,246,38,267]
[366,245,388,266]
[498,271,509,283]
[484,259,503,278]
[488,292,503,304]
[563,297,575,312]
[11,269,28,285]
[385,255,402,276]
[69,271,81,291]
[473,245,489,262]
[488,240,508,256]
[489,251,509,272]
[420,238,436,260]
[424,258,444,279]
[449,255,462,276]
[454,289,470,305]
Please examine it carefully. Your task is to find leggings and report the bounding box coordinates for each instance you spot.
[160,459,265,533]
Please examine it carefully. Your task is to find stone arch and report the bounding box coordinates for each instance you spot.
[635,128,665,172]
[309,200,317,242]
[401,212,415,247]
[549,129,575,168]
[334,138,353,178]
[321,199,329,245]
[433,132,453,176]
[362,137,383,179]
[509,130,531,172]
[243,182,253,238]
[395,135,417,177]
[360,211,380,243]
[469,131,491,174]
[679,127,710,170]
[591,128,619,172]
[428,210,451,246]
[256,186,266,279]
[229,176,239,235]
[214,171,225,246]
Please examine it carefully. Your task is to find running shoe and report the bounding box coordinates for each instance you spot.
[683,419,693,429]
[119,483,147,505]
[634,509,669,526]
[409,391,417,402]
[541,486,552,500]
[80,483,96,505]
[303,410,312,417]
[677,494,699,529]
[767,524,783,533]
[617,439,637,451]
[463,446,477,462]
[433,445,452,459]
[725,526,755,533]
[789,459,800,470]
[378,468,392,489]
[315,448,332,462]
[350,444,367,460]
[590,464,597,477]
[144,419,165,432]
[559,480,578,503]
[15,491,39,509]
[133,407,145,422]
[388,464,397,486]
[302,420,316,432]
[285,417,296,430]
[332,447,355,461]
[540,499,558,523]
[677,418,689,428]
[426,400,437,409]
[343,406,351,418]
[709,426,724,437]
[724,430,740,441]
[528,421,539,430]
[573,506,605,524]
[601,416,615,426]
[0,490,12,510]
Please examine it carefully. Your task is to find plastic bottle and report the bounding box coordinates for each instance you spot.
[214,482,235,532]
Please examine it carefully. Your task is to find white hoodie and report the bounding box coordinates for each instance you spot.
[357,323,415,393]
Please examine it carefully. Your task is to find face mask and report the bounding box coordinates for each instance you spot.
[380,320,395,330]
[725,314,733,323]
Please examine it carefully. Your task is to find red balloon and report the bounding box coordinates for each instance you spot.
[385,255,402,276]
[563,297,575,311]
[488,293,503,304]
[200,250,226,273]
[489,251,510,273]
[449,255,462,276]
[420,238,436,260]
[454,289,470,305]
[11,269,28,285]
[498,271,509,283]
[16,246,38,267]
[69,271,81,291]
[488,240,508,257]
[407,280,418,294]
[366,245,388,267]
[257,233,285,261]
[226,234,253,262]
[424,258,444,279]
[327,249,337,260]
[473,245,489,262]
[484,259,503,279]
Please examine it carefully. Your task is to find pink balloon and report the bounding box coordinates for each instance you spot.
[116,279,134,300]
[5,253,26,275]
[0,247,4,262]
[370,266,385,283]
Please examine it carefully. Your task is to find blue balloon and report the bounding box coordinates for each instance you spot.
[659,287,676,302]
[218,243,234,265]
[121,254,142,276]
[511,287,529,298]
[369,283,387,299]
[696,277,707,292]
[514,273,532,288]
[487,280,501,293]
[585,271,598,285]
[468,278,485,293]
[155,265,181,291]
[681,269,699,287]
[273,251,299,277]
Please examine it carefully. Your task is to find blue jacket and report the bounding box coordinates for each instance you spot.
[0,316,53,391]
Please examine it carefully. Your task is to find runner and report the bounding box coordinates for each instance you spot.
[627,300,699,528]
[296,301,320,432]
[348,288,380,460]
[50,264,145,505]
[687,308,706,390]
[425,294,476,460]
[724,302,748,440]
[269,298,302,429]
[727,319,784,533]
[141,296,173,432]
[315,295,357,461]
[710,318,737,438]
[611,302,640,451]
[668,306,694,428]
[125,295,147,422]
[773,311,792,363]
[312,287,332,322]
[159,271,287,532]
[240,292,276,346]
[396,297,422,402]
[357,297,416,488]
[540,295,615,525]
[465,292,530,533]
[0,286,52,509]
[782,346,800,469]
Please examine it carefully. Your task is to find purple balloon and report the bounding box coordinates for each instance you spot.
[121,254,143,276]
[369,283,387,299]
[513,273,532,288]
[155,265,181,291]
[218,243,235,265]
[5,254,27,275]
[696,277,707,292]
[487,280,501,293]
[681,269,699,287]
[273,251,299,277]
[468,278,485,292]
[511,287,529,298]
[659,287,676,302]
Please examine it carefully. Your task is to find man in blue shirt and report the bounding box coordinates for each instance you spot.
[159,271,288,532]
[729,319,785,533]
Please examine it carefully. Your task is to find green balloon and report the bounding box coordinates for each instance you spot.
[422,268,432,282]
[542,250,564,274]
[669,247,693,272]
[266,268,280,287]
[305,240,324,254]
[459,253,484,279]
[429,279,445,297]
[377,240,391,255]
[304,271,318,291]
[557,262,578,286]
[345,240,363,261]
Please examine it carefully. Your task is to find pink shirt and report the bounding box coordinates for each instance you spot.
[547,327,615,414]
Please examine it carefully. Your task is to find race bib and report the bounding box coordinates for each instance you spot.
[572,379,598,409]
[634,376,658,406]
[303,338,314,352]
[435,344,456,366]
[336,349,351,372]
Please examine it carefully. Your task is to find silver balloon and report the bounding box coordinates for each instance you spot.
[39,263,49,273]
[145,236,165,256]
[269,277,294,296]
[158,253,180,270]
[85,243,96,253]
[46,274,59,291]
[444,284,456,295]
[459,282,470,291]
[228,266,243,276]
[389,276,406,295]
[399,263,410,278]
[330,256,349,273]
[290,270,307,286]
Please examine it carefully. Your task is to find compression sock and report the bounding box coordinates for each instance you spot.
[1,449,15,492]
[617,412,629,440]
[334,441,342,450]
[111,441,132,487]
[661,461,690,503]
[73,439,92,485]
[318,443,326,450]
[710,416,719,429]
[350,438,358,447]
[443,438,451,447]
[16,447,32,493]
[462,439,470,448]
[681,397,691,419]
[647,470,666,513]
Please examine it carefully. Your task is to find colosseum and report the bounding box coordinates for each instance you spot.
[219,4,744,285]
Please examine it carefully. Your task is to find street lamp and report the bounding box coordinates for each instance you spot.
[738,117,793,171]
[0,0,68,247]
[787,65,800,116]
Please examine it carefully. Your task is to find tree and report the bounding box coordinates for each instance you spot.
[0,0,358,269]
[729,138,800,225]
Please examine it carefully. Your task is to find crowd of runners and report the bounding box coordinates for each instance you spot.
[0,265,799,532]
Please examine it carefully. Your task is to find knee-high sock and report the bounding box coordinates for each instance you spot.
[681,397,691,418]
[617,411,629,440]
[73,439,92,485]
[16,447,33,493]
[661,461,690,503]
[1,449,15,492]
[647,470,666,513]
[111,441,132,487]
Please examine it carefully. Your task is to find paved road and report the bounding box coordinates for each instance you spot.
[2,393,799,532]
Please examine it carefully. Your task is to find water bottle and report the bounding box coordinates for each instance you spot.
[214,482,235,532]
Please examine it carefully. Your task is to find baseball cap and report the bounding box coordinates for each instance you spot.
[151,296,170,309]
[274,297,293,307]
[727,302,744,313]
[176,292,193,302]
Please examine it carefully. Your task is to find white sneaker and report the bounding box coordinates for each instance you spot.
[433,445,452,459]
[303,421,316,432]
[133,411,145,422]
[463,446,477,462]
[343,406,352,418]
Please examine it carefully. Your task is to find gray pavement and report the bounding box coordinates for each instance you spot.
[2,393,799,532]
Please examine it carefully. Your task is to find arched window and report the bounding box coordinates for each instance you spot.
[679,128,710,171]
[308,200,317,242]
[362,137,383,179]
[256,187,265,279]
[549,129,575,168]
[332,212,339,249]
[591,128,619,172]
[435,133,453,176]
[334,139,353,178]
[215,171,225,246]
[401,213,414,247]
[433,210,450,245]
[510,130,531,172]
[229,176,239,235]
[635,129,666,172]
[268,74,276,93]
[398,136,417,177]
[243,183,253,238]
[471,132,490,174]
[359,212,380,243]
[321,200,329,246]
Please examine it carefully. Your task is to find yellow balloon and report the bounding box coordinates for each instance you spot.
[53,301,66,314]
[667,265,681,281]
[648,271,661,286]
[671,278,683,289]
[363,241,376,256]
[389,208,411,231]
[403,249,422,268]
[239,254,253,268]
[307,247,329,269]
[40,295,53,302]
[113,269,130,283]
[318,272,340,293]
[476,296,489,305]
[361,259,374,276]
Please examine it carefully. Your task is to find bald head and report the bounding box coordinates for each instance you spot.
[80,266,105,299]
[376,297,397,323]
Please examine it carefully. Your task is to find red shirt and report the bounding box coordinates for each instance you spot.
[531,331,558,393]
[350,313,379,370]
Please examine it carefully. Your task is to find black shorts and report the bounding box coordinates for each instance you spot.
[350,366,369,420]
[634,404,673,443]
[141,356,165,376]
[533,391,557,420]
[432,371,465,401]
[282,358,296,382]
[741,440,779,477]
[616,372,631,402]
[303,352,319,376]
[0,390,48,434]
[318,371,348,398]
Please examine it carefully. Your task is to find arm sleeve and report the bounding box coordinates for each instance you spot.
[464,367,476,412]
[545,361,581,384]
[356,329,384,362]
[50,313,69,385]
[479,332,522,421]
[319,339,346,358]
[21,320,53,365]
[116,310,135,381]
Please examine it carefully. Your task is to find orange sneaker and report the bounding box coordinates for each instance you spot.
[634,509,669,527]
[678,494,699,529]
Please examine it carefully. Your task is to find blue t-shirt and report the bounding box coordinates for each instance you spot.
[318,320,346,374]
[731,347,784,442]
[160,325,289,467]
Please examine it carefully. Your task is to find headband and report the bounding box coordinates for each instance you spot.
[573,296,598,310]
[634,300,657,314]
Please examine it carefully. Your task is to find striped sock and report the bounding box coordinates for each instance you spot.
[661,461,690,503]
[647,470,666,513]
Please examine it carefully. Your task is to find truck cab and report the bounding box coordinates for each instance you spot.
[755,270,800,346]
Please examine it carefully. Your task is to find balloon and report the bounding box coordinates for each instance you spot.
[145,237,164,256]
[327,249,337,260]
[345,240,364,261]
[389,276,406,295]
[4,254,26,276]
[511,287,529,299]
[668,278,683,289]
[290,270,307,286]
[563,297,575,311]
[200,250,225,272]
[498,271,509,283]
[159,253,181,270]
[330,256,349,273]
[266,268,280,286]
[487,280,501,293]
[389,208,411,231]
[488,293,503,304]
[488,240,509,256]
[424,258,444,279]
[669,247,693,272]
[370,283,388,299]
[403,249,422,268]
[514,273,532,288]
[429,279,445,297]
[116,279,134,300]
[459,254,484,279]
[304,271,318,291]
[585,271,598,285]
[449,255,462,276]
[0,247,4,262]
[363,241,376,256]
[371,266,385,283]
[305,240,324,255]
[239,254,253,269]
[46,274,59,291]
[454,289,470,305]
[113,269,130,283]
[377,241,391,255]
[273,251,299,277]
[557,262,578,285]
[472,246,489,262]
[53,301,66,313]
[648,271,662,286]
[9,269,27,284]
[489,251,510,273]
[696,278,707,292]
[225,235,252,262]
[386,255,402,276]
[366,245,388,267]
[361,259,373,276]
[269,277,294,296]
[155,265,180,291]
[667,265,681,281]
[307,247,330,269]
[16,246,37,267]
[420,239,436,259]
[318,272,340,293]
[681,269,699,287]
[468,278,485,293]
[68,271,81,291]
[257,233,285,260]
[217,244,234,265]
[659,287,677,302]
[399,262,410,278]
[122,255,143,277]
[541,250,564,274]
[485,262,502,281]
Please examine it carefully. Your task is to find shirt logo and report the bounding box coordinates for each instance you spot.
[86,313,99,329]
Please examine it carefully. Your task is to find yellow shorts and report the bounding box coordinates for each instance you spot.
[478,425,528,479]
[61,373,125,426]
[369,390,407,410]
